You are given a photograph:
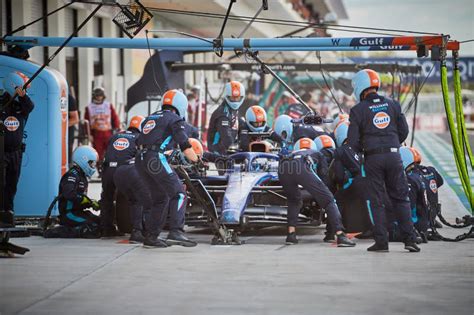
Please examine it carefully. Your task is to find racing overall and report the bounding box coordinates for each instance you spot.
[84,101,120,161]
[207,101,239,155]
[100,129,139,232]
[166,121,199,150]
[58,165,100,228]
[239,125,283,152]
[412,165,443,233]
[278,149,344,231]
[329,144,371,233]
[292,124,328,142]
[135,110,192,238]
[1,93,34,224]
[114,160,152,233]
[347,93,415,245]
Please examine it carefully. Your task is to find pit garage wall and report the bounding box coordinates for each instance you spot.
[0,55,67,217]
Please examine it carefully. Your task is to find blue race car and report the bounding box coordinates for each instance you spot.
[185,151,324,231]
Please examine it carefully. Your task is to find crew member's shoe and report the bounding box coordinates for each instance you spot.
[404,241,421,252]
[129,229,144,244]
[323,231,335,243]
[336,232,356,247]
[427,230,442,241]
[143,234,168,248]
[367,243,389,252]
[166,230,197,247]
[419,232,428,243]
[285,232,298,245]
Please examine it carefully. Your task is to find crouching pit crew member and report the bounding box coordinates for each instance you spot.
[136,89,201,248]
[57,146,101,238]
[347,69,419,252]
[278,138,356,247]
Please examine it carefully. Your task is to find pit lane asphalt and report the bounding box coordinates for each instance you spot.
[1,223,472,315]
[1,131,473,315]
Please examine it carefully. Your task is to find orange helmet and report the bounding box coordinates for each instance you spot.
[410,147,422,164]
[128,115,145,131]
[294,138,317,151]
[314,135,335,152]
[189,138,204,157]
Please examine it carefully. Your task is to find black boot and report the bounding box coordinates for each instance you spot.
[143,234,168,248]
[0,210,14,228]
[285,232,298,245]
[323,231,335,243]
[166,230,197,247]
[404,241,421,252]
[129,229,144,244]
[367,243,389,252]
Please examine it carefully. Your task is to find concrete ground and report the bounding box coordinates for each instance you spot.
[1,131,473,315]
[1,226,473,315]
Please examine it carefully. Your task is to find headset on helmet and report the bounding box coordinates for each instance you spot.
[162,89,188,120]
[245,105,267,132]
[188,138,204,157]
[2,71,30,98]
[352,69,380,102]
[314,135,335,152]
[294,137,317,151]
[274,114,293,143]
[128,115,145,131]
[334,121,349,147]
[224,81,245,110]
[72,145,98,178]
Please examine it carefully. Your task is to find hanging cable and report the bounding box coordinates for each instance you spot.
[145,30,163,95]
[2,3,103,111]
[1,0,76,40]
[147,30,213,44]
[142,7,440,37]
[403,64,434,114]
[315,52,343,113]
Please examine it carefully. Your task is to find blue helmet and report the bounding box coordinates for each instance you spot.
[294,138,317,151]
[72,145,98,178]
[352,69,380,102]
[2,71,30,99]
[331,112,349,131]
[224,81,245,110]
[314,135,335,152]
[274,115,294,143]
[162,89,188,120]
[399,146,416,170]
[334,121,349,147]
[245,105,267,132]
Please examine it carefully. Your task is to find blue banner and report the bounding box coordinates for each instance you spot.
[348,57,474,83]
